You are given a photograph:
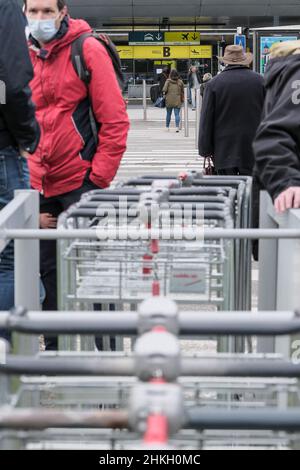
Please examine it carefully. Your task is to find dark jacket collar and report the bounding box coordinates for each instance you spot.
[223,64,250,72]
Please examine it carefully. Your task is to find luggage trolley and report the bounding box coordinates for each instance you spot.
[57,180,236,352]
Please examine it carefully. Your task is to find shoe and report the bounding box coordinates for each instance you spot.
[166,127,170,132]
[176,127,179,133]
[192,108,196,111]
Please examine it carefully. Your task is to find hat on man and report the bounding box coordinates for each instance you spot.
[218,45,253,66]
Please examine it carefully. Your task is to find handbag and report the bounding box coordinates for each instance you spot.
[203,156,217,176]
[154,96,166,109]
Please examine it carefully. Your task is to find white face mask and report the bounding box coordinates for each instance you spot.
[27,16,60,43]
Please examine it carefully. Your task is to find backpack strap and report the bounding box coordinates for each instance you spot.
[71,32,93,85]
[71,32,124,90]
[97,34,124,88]
[71,33,98,146]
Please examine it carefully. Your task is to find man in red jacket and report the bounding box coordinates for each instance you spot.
[24,0,130,348]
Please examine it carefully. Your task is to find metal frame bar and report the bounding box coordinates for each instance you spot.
[187,408,300,431]
[3,228,300,240]
[2,356,300,378]
[0,409,128,430]
[0,310,299,336]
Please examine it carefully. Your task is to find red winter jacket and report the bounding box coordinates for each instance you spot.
[28,17,130,197]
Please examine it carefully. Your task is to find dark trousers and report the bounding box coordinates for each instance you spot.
[40,179,97,350]
[217,167,252,176]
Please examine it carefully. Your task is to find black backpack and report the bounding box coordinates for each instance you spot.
[71,33,125,146]
[71,33,124,90]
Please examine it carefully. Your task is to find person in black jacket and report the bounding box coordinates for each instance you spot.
[0,0,40,326]
[158,67,170,94]
[253,40,300,213]
[198,45,265,175]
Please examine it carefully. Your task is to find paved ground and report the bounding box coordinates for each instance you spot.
[116,106,201,181]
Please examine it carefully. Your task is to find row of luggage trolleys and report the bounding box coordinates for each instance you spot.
[1,172,299,449]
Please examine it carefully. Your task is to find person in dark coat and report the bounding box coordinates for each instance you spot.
[198,45,265,175]
[0,0,40,333]
[253,40,300,213]
[158,67,170,94]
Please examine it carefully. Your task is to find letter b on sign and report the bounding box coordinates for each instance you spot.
[163,47,171,58]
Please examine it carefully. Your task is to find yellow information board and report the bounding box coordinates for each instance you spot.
[116,46,134,59]
[116,45,212,60]
[189,46,213,59]
[165,32,200,45]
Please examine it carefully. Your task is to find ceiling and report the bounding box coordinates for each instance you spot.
[19,1,300,30]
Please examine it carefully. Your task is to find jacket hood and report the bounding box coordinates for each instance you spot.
[29,16,92,58]
[264,40,300,88]
[168,78,180,84]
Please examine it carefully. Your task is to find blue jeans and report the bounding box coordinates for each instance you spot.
[0,147,30,339]
[166,107,181,128]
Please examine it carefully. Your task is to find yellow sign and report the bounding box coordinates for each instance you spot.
[134,46,192,59]
[165,32,200,45]
[190,46,212,59]
[116,45,212,60]
[116,46,134,59]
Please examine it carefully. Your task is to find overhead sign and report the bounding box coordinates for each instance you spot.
[129,31,201,45]
[165,32,200,45]
[134,45,189,59]
[190,46,212,59]
[234,34,246,51]
[260,35,298,74]
[117,45,212,60]
[129,32,165,45]
[117,46,134,59]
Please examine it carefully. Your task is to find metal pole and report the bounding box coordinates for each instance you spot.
[1,310,300,336]
[2,356,300,378]
[0,356,135,376]
[13,191,40,356]
[257,191,278,354]
[252,31,257,72]
[179,107,183,130]
[4,227,300,240]
[0,409,129,430]
[195,88,201,150]
[143,79,147,121]
[187,408,300,431]
[184,87,189,137]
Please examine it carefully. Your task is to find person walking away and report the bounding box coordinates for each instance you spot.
[198,45,265,176]
[162,69,184,133]
[188,65,202,110]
